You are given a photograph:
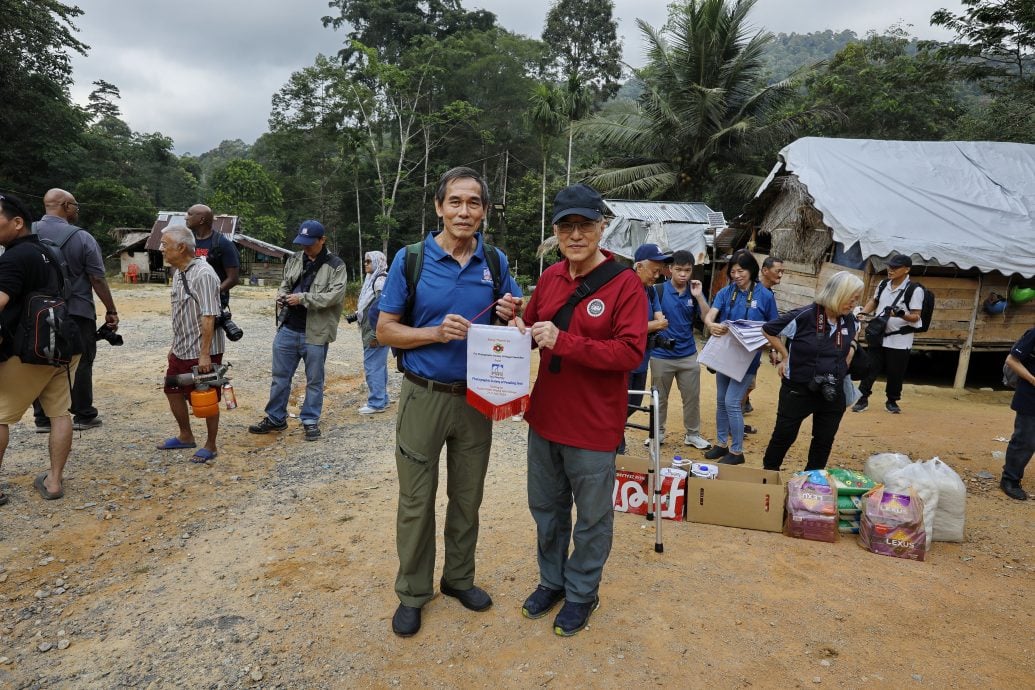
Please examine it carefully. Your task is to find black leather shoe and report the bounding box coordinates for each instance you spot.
[1001,478,1028,501]
[440,580,493,611]
[392,604,422,637]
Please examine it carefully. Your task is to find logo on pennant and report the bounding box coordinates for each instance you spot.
[493,343,504,353]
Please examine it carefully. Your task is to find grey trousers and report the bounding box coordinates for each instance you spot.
[649,353,702,437]
[394,377,492,607]
[527,428,615,603]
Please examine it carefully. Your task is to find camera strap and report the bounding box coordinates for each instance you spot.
[547,259,630,374]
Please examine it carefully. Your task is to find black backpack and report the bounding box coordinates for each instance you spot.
[14,240,83,367]
[393,239,504,372]
[875,279,934,335]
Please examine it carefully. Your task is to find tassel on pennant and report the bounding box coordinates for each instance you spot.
[466,390,529,421]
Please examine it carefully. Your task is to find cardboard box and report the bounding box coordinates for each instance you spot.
[685,465,785,532]
[613,456,685,521]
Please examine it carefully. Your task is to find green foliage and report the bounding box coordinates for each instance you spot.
[930,0,1035,88]
[0,0,89,192]
[796,31,961,140]
[953,86,1035,142]
[542,0,623,101]
[208,160,285,245]
[73,177,156,255]
[321,0,495,65]
[760,30,860,82]
[578,0,826,203]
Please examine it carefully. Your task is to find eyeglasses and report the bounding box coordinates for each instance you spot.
[555,220,600,235]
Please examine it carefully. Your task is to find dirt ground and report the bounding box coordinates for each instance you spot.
[0,283,1032,689]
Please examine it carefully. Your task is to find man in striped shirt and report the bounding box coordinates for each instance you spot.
[157,225,225,462]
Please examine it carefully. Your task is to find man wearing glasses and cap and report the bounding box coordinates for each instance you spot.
[517,183,645,637]
[853,253,925,414]
[249,220,347,441]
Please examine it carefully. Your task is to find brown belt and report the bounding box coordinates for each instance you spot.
[404,371,467,396]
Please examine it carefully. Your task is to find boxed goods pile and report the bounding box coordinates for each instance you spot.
[857,486,928,561]
[685,465,785,532]
[613,456,686,521]
[783,470,838,543]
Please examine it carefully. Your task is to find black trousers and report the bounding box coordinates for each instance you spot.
[627,370,648,418]
[763,379,846,472]
[859,345,910,403]
[1003,412,1035,483]
[34,316,97,424]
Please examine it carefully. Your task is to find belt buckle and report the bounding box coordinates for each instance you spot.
[448,382,465,395]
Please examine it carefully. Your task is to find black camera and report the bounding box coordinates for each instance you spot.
[95,324,124,346]
[218,309,244,342]
[809,373,840,402]
[345,312,358,324]
[648,333,677,351]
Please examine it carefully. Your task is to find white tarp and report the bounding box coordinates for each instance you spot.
[600,217,709,264]
[759,137,1035,277]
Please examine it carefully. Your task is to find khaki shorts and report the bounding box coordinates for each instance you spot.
[0,355,80,424]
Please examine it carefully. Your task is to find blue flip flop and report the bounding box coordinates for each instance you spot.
[191,448,217,463]
[157,438,197,450]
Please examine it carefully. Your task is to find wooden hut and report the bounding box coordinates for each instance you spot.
[732,137,1035,388]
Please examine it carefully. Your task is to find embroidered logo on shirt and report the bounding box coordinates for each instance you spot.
[482,267,492,283]
[586,299,605,317]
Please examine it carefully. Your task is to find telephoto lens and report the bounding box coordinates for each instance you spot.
[220,310,244,341]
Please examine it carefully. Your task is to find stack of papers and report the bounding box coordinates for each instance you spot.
[697,320,768,382]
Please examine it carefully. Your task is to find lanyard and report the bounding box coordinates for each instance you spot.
[814,303,844,350]
[729,282,755,318]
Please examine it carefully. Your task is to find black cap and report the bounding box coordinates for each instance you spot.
[552,183,605,225]
[887,254,913,269]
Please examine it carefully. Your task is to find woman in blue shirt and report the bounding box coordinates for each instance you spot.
[702,250,779,464]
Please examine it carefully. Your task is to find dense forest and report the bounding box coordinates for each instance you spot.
[2,0,1033,282]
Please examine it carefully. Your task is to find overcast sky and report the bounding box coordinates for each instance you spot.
[68,0,958,155]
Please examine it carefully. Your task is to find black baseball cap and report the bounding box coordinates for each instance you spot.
[552,183,605,225]
[887,254,913,269]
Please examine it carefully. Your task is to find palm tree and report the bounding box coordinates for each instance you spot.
[579,0,823,200]
[526,83,567,274]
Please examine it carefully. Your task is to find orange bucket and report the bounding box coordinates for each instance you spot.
[190,388,220,418]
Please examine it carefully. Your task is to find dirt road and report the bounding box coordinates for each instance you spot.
[0,284,1032,688]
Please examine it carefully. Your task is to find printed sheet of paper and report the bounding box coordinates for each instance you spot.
[698,330,755,382]
[466,324,531,420]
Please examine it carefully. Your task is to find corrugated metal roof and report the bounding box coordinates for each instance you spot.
[145,213,238,251]
[602,199,714,224]
[234,233,292,259]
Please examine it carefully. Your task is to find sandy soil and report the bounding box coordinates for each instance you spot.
[0,284,1032,689]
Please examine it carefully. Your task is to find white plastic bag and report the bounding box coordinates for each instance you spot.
[923,457,966,542]
[864,453,912,484]
[884,463,940,550]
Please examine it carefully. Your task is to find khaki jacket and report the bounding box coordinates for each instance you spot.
[277,250,348,345]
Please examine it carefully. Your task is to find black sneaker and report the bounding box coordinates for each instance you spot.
[35,424,51,434]
[304,423,321,441]
[553,597,599,637]
[851,396,869,412]
[703,445,729,460]
[743,424,758,434]
[522,585,565,619]
[248,417,288,434]
[719,453,745,465]
[885,401,902,414]
[73,418,103,431]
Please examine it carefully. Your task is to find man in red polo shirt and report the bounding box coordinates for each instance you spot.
[517,183,645,637]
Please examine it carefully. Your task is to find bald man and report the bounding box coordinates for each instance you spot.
[32,188,119,433]
[185,204,239,306]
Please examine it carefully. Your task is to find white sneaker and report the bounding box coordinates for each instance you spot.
[684,434,711,450]
[643,435,665,447]
[358,405,387,415]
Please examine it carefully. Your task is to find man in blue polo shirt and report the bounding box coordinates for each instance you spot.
[648,250,712,450]
[376,167,522,638]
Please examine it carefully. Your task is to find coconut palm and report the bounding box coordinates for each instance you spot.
[579,0,823,200]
